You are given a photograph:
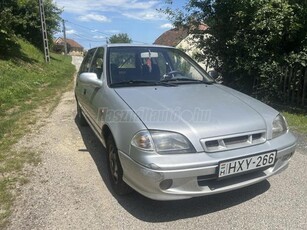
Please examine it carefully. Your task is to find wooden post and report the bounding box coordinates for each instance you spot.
[62,19,68,55]
[302,67,307,107]
[283,67,288,101]
[288,68,293,104]
[291,69,297,105]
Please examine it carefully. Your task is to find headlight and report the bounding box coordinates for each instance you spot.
[272,114,288,138]
[131,130,196,154]
[150,131,196,153]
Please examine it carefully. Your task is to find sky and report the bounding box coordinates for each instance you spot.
[53,0,185,50]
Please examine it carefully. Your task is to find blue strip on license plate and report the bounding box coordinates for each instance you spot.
[218,151,276,178]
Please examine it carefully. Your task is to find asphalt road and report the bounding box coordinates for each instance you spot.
[7,56,307,230]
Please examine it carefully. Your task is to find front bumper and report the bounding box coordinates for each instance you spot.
[118,133,297,201]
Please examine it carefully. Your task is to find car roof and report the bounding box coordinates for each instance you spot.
[86,44,175,53]
[105,43,173,48]
[85,44,173,50]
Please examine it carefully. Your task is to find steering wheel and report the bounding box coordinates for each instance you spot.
[161,70,184,80]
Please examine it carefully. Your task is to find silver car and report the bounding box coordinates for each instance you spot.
[75,44,296,200]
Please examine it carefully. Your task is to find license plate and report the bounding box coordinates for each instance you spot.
[218,151,276,178]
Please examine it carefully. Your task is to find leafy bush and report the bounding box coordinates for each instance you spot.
[163,0,307,106]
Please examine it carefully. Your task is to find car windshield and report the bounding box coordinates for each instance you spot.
[107,46,214,87]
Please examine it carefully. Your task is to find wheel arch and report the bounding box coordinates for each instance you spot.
[102,124,113,146]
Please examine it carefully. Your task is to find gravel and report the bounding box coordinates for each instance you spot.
[7,56,307,230]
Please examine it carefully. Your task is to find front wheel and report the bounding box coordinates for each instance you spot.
[106,135,132,195]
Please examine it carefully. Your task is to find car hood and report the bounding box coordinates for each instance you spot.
[114,84,277,148]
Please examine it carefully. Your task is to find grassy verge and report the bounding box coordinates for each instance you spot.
[271,104,307,134]
[283,112,307,134]
[0,38,75,228]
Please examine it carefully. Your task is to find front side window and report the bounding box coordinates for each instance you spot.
[79,48,96,74]
[89,47,104,79]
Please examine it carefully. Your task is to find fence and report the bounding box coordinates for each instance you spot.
[280,65,307,107]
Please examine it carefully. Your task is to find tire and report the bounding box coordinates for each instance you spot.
[76,102,88,126]
[106,135,132,195]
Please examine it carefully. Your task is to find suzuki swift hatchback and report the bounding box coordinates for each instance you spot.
[75,44,296,200]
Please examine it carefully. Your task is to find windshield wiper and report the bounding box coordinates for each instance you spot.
[110,80,176,87]
[160,77,214,84]
[110,80,152,87]
[155,81,177,87]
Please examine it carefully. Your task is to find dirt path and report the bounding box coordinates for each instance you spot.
[7,57,123,229]
[7,57,307,230]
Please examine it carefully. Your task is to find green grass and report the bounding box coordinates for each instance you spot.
[283,112,307,134]
[0,38,75,228]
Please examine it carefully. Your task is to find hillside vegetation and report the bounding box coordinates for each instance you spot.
[0,38,75,228]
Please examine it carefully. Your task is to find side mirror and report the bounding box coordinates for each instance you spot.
[208,70,223,83]
[79,72,102,88]
[208,70,219,79]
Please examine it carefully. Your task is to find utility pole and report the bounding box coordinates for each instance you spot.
[38,0,50,63]
[62,19,68,55]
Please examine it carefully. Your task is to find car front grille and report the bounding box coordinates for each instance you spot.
[200,131,266,152]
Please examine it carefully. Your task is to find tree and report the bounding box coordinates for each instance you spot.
[162,0,307,105]
[0,0,62,56]
[0,1,20,55]
[14,0,62,49]
[108,33,132,44]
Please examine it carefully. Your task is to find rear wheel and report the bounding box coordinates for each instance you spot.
[76,102,88,126]
[106,135,132,195]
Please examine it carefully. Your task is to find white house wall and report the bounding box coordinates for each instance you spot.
[176,34,214,72]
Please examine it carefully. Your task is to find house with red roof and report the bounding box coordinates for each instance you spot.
[53,38,84,56]
[154,25,213,71]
